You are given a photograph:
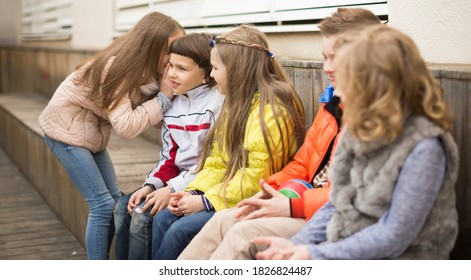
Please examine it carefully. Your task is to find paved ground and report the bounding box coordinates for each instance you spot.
[0,147,87,260]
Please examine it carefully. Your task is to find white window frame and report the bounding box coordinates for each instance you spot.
[21,0,73,41]
[114,0,388,35]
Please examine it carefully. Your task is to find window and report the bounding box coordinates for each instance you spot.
[114,0,388,34]
[21,0,73,41]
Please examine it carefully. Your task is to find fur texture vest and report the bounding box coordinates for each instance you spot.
[327,116,459,259]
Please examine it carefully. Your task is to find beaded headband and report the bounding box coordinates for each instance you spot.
[210,35,275,58]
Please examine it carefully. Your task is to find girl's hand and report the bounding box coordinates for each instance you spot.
[176,195,205,216]
[159,63,174,100]
[168,191,189,216]
[140,187,172,216]
[127,186,153,214]
[253,236,296,260]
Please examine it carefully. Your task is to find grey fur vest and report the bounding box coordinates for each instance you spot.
[327,116,459,259]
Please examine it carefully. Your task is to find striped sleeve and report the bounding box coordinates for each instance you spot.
[144,122,180,188]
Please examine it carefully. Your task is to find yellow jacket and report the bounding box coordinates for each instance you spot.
[186,95,299,211]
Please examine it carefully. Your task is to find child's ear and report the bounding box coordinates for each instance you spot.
[202,78,208,84]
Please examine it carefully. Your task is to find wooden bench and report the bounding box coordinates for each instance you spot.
[0,92,161,249]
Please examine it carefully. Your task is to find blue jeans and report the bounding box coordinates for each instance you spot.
[114,190,153,259]
[44,135,122,260]
[152,208,214,259]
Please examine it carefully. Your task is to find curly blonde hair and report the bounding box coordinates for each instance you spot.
[334,25,452,143]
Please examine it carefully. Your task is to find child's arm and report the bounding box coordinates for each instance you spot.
[144,122,181,189]
[264,122,317,189]
[107,91,166,139]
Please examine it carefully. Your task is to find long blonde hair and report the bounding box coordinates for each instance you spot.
[75,12,184,110]
[198,24,305,201]
[335,25,452,143]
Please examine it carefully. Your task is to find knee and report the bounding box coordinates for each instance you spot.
[114,196,131,227]
[130,212,152,234]
[228,220,257,240]
[90,194,116,217]
[212,208,236,223]
[153,209,175,226]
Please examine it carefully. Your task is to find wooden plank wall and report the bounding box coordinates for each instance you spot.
[431,66,471,259]
[0,47,94,98]
[1,46,470,259]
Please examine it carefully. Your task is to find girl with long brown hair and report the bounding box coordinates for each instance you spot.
[38,12,184,259]
[151,24,306,260]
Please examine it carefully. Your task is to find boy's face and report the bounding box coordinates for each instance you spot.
[322,35,337,88]
[168,53,206,95]
[210,48,227,94]
[159,31,184,73]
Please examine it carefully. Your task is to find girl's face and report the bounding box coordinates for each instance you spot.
[322,35,337,88]
[168,53,207,95]
[159,31,185,72]
[210,48,228,94]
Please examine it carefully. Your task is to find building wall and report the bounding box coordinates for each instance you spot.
[71,0,113,50]
[0,0,20,45]
[388,0,471,64]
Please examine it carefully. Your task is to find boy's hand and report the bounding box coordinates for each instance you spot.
[235,181,290,220]
[140,187,172,216]
[127,186,153,214]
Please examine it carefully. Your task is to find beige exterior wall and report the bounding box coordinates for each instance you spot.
[388,0,471,64]
[267,32,323,61]
[71,0,113,49]
[0,0,21,45]
[1,0,470,64]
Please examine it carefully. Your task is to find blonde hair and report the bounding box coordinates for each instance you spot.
[75,12,184,110]
[198,24,305,204]
[335,25,452,143]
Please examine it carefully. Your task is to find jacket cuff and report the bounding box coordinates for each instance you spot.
[167,176,189,193]
[142,98,164,125]
[201,195,215,211]
[290,197,305,218]
[143,177,164,189]
[156,92,173,112]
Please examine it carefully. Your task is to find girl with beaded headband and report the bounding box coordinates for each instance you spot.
[151,24,306,259]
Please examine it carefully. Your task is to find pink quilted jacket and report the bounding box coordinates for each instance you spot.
[38,57,164,152]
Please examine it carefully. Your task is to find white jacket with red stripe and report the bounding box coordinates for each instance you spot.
[144,84,224,192]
